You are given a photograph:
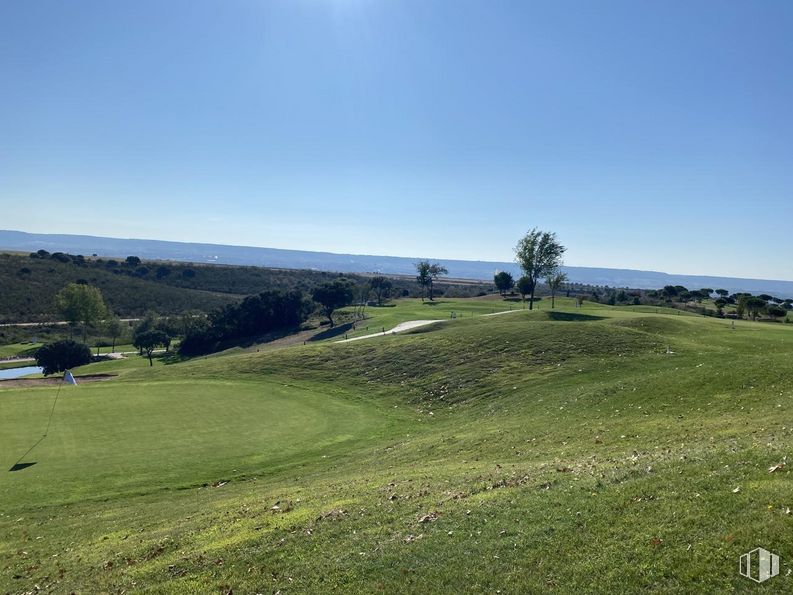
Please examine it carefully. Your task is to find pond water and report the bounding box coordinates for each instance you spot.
[0,365,43,380]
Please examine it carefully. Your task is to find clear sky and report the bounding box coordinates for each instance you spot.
[2,1,792,279]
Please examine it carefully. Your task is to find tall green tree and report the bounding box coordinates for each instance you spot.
[494,271,515,297]
[55,283,108,342]
[546,269,568,309]
[415,261,431,301]
[104,315,124,352]
[428,263,448,301]
[516,276,534,303]
[415,262,448,301]
[767,304,786,321]
[744,296,767,321]
[514,228,566,310]
[133,311,159,355]
[313,279,355,327]
[369,276,392,306]
[133,329,168,366]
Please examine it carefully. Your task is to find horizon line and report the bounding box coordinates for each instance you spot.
[2,228,792,285]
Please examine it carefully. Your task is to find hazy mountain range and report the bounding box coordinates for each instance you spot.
[2,230,792,297]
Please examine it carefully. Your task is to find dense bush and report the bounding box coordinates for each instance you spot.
[180,290,310,355]
[35,340,92,376]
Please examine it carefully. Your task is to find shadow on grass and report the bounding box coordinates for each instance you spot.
[9,462,36,472]
[159,351,186,365]
[546,311,605,322]
[308,322,355,342]
[403,324,442,336]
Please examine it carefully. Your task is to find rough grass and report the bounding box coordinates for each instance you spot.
[1,301,792,593]
[219,315,664,407]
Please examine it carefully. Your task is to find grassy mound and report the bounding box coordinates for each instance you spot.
[1,301,792,592]
[213,315,663,406]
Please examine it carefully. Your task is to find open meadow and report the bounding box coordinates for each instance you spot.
[1,298,791,592]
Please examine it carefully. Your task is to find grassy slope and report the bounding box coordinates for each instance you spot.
[1,299,792,593]
[0,343,41,358]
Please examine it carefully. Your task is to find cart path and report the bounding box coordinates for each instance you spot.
[335,320,442,343]
[335,308,528,344]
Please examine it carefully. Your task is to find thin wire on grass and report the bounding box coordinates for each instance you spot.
[9,375,65,471]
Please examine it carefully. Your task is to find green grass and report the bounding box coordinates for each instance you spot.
[330,296,532,340]
[1,379,404,509]
[0,342,41,358]
[0,360,38,371]
[1,299,792,592]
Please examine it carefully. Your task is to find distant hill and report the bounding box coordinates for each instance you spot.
[2,229,792,298]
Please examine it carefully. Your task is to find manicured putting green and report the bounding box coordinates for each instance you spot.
[0,379,392,509]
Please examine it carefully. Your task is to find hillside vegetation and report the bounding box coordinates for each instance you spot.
[1,298,791,592]
[0,252,492,323]
[0,253,239,322]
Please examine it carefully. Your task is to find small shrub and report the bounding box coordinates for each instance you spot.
[35,340,92,376]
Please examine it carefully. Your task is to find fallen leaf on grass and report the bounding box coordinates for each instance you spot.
[316,508,347,522]
[768,463,786,473]
[418,512,441,524]
[271,501,292,513]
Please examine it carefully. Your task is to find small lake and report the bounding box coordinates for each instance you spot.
[0,365,43,380]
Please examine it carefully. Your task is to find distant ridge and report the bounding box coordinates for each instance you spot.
[2,230,792,297]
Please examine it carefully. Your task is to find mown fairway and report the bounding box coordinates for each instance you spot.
[1,298,792,593]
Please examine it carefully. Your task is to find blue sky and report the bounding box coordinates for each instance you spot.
[2,1,792,279]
